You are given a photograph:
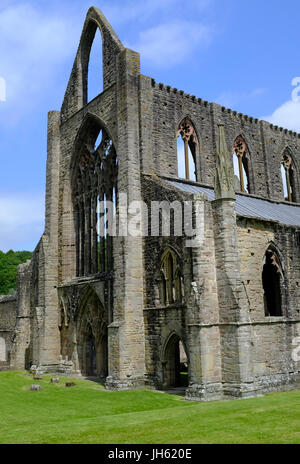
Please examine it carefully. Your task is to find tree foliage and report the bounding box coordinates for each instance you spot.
[0,250,33,295]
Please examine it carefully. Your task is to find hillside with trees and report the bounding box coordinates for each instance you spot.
[0,250,33,295]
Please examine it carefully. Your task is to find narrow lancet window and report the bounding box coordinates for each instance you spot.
[160,248,183,306]
[262,247,283,317]
[281,150,296,202]
[177,119,197,181]
[87,28,103,102]
[232,136,250,193]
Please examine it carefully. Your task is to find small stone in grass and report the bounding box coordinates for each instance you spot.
[31,384,42,391]
[51,377,60,383]
[65,381,76,387]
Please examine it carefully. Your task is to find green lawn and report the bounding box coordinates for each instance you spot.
[0,371,299,444]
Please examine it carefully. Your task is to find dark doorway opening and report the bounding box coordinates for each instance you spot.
[164,335,188,388]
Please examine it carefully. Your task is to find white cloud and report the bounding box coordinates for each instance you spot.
[102,0,213,26]
[0,192,44,251]
[262,99,300,132]
[130,20,213,68]
[0,3,80,125]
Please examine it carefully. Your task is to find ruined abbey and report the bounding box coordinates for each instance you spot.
[0,7,299,401]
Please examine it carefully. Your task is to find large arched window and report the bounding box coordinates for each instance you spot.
[160,248,183,306]
[281,149,297,203]
[232,136,251,193]
[73,119,118,277]
[177,118,198,181]
[262,245,283,317]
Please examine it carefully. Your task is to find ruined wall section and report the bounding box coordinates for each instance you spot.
[58,86,118,285]
[61,7,124,123]
[139,80,300,204]
[237,218,300,391]
[142,176,222,399]
[0,296,17,369]
[260,121,300,203]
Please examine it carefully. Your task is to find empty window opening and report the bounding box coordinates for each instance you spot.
[262,248,283,317]
[73,122,118,277]
[88,28,103,102]
[281,150,296,202]
[177,119,197,181]
[160,248,183,306]
[233,136,250,193]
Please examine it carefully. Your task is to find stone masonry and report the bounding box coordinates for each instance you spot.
[1,6,299,401]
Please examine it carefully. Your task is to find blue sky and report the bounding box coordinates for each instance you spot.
[1,0,300,251]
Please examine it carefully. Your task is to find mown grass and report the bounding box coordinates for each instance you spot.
[0,371,299,444]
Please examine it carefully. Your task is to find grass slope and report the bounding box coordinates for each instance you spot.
[0,371,299,444]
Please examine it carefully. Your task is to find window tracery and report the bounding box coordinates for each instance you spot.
[73,126,118,277]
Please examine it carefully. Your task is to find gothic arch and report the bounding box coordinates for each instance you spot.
[262,243,285,317]
[158,247,183,306]
[161,331,189,388]
[280,147,299,203]
[177,117,200,182]
[61,7,124,119]
[76,286,108,377]
[71,114,118,277]
[232,134,255,194]
[70,113,117,178]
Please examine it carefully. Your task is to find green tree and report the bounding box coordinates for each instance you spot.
[0,250,33,295]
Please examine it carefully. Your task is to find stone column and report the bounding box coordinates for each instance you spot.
[212,124,258,398]
[39,111,61,369]
[184,195,223,401]
[106,48,146,389]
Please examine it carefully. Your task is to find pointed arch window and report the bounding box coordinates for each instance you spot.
[232,136,251,193]
[160,248,183,306]
[262,246,283,317]
[281,150,296,202]
[73,120,118,277]
[87,27,103,102]
[177,118,198,181]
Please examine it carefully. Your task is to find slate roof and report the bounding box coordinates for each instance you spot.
[166,180,300,227]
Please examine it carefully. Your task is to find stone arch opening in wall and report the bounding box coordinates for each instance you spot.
[77,288,108,378]
[262,243,284,317]
[232,135,254,194]
[159,247,183,306]
[71,114,118,278]
[162,333,188,388]
[177,118,199,182]
[86,24,103,103]
[281,148,298,203]
[61,7,124,120]
[80,9,124,106]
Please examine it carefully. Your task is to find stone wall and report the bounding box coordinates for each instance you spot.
[237,218,300,391]
[6,6,299,400]
[138,79,300,203]
[0,295,17,368]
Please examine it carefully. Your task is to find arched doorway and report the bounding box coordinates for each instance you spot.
[77,289,108,378]
[163,334,188,388]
